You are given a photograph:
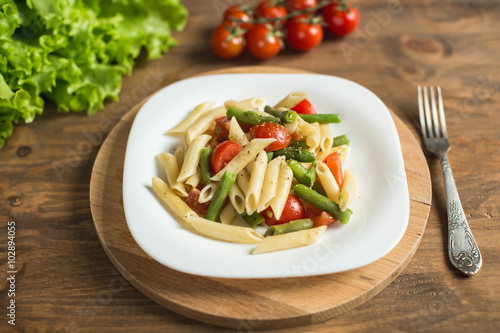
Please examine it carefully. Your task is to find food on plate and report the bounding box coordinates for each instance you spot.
[152,92,357,254]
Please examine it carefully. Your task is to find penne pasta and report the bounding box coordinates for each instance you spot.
[273,92,310,109]
[156,153,188,197]
[245,150,268,215]
[319,123,334,153]
[199,183,218,203]
[177,134,212,183]
[241,97,266,110]
[229,119,249,146]
[296,117,320,149]
[185,168,201,189]
[152,177,196,223]
[270,159,293,220]
[236,168,251,194]
[211,138,276,181]
[252,226,327,254]
[185,112,214,145]
[257,156,283,212]
[229,183,246,214]
[339,170,357,212]
[316,162,340,203]
[186,215,263,243]
[166,101,214,135]
[219,202,238,225]
[174,146,185,170]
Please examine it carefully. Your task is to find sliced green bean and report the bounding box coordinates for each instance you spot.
[242,212,266,229]
[265,219,314,236]
[287,160,316,186]
[264,105,297,123]
[200,147,212,184]
[299,113,341,124]
[332,134,350,147]
[293,184,352,224]
[226,107,279,125]
[290,140,309,149]
[273,146,315,162]
[205,171,236,221]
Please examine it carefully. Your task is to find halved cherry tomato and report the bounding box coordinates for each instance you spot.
[262,194,305,226]
[246,24,282,60]
[286,14,323,51]
[322,2,360,37]
[211,140,242,174]
[186,188,211,216]
[249,122,291,152]
[223,5,254,30]
[214,116,230,143]
[256,0,288,26]
[287,0,317,11]
[211,24,245,59]
[291,99,317,114]
[323,151,343,188]
[305,203,336,227]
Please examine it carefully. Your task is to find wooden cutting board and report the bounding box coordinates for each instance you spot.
[89,66,431,330]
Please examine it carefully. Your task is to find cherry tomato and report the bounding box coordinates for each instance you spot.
[322,2,360,37]
[246,24,282,59]
[249,122,291,152]
[211,24,245,59]
[214,116,230,143]
[223,5,253,30]
[287,0,317,11]
[323,151,343,188]
[305,203,336,227]
[186,188,211,216]
[262,194,305,226]
[291,99,316,114]
[211,140,242,174]
[256,0,288,26]
[286,15,323,51]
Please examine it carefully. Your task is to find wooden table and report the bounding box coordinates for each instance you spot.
[1,0,499,331]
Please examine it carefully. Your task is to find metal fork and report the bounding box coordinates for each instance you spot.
[418,86,482,275]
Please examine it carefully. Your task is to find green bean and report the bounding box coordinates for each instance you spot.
[312,181,327,197]
[273,146,315,162]
[289,140,309,149]
[226,107,279,125]
[265,219,314,236]
[205,171,236,221]
[264,105,297,123]
[299,113,341,124]
[242,212,266,229]
[293,184,352,224]
[287,160,316,186]
[332,134,350,147]
[266,151,274,162]
[200,147,212,184]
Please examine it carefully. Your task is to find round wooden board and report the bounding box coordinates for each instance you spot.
[89,66,431,330]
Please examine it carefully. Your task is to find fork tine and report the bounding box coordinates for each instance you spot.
[417,86,428,138]
[430,86,441,137]
[422,86,434,138]
[436,86,447,138]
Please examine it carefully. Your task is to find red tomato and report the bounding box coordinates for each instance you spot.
[249,122,291,152]
[223,5,254,30]
[323,151,343,188]
[287,0,317,11]
[256,0,287,26]
[322,2,360,37]
[246,24,282,59]
[291,99,316,114]
[211,140,242,174]
[186,188,211,216]
[214,116,230,143]
[211,24,245,59]
[286,15,323,51]
[305,203,336,227]
[263,195,305,226]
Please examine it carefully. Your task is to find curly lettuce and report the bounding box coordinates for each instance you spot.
[0,0,187,148]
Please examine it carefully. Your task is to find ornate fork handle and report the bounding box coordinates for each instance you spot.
[441,154,482,275]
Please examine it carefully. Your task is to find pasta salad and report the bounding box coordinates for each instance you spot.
[152,92,357,254]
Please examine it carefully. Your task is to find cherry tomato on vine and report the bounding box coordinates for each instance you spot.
[246,24,282,59]
[211,140,242,174]
[291,99,316,114]
[287,0,317,11]
[211,24,245,59]
[256,0,288,26]
[249,122,291,151]
[223,5,254,30]
[262,195,305,226]
[322,2,360,37]
[286,15,323,51]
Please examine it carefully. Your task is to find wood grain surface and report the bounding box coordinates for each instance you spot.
[88,66,430,330]
[1,0,499,332]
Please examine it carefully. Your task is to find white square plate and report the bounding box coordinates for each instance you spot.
[122,73,409,278]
